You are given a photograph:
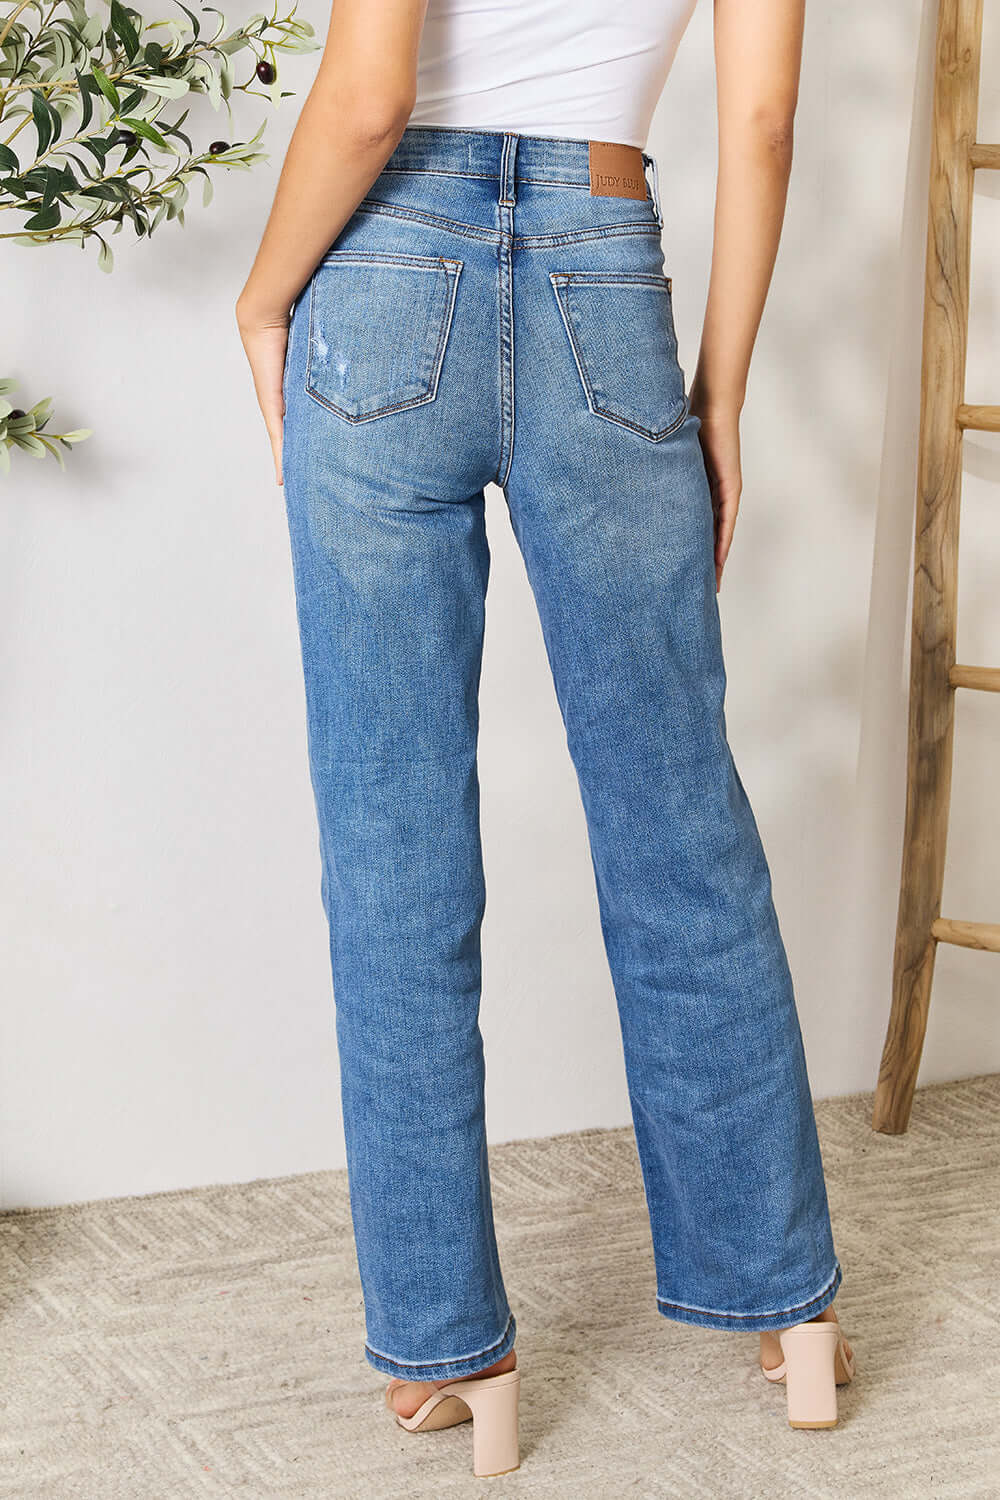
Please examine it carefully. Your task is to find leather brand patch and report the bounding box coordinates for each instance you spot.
[588,141,648,201]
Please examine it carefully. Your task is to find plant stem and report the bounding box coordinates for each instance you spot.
[0,0,43,51]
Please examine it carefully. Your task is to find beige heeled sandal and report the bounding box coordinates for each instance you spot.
[386,1367,521,1477]
[761,1318,856,1429]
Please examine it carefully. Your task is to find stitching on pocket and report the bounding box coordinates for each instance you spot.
[551,271,673,291]
[306,256,463,423]
[549,270,687,441]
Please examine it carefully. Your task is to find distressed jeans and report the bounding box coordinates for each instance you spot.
[281,127,842,1381]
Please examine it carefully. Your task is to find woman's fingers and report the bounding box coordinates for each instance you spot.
[237,316,290,486]
[262,390,285,487]
[693,408,742,592]
[714,482,741,589]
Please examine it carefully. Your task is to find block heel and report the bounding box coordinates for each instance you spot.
[390,1367,521,1477]
[761,1316,855,1429]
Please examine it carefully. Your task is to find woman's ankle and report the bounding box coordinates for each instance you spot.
[449,1347,517,1383]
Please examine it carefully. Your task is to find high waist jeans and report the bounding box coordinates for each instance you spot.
[281,126,842,1381]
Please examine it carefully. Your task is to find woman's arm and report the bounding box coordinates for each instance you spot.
[236,0,428,483]
[690,0,805,589]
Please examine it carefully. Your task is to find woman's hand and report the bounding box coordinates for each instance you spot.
[231,1,426,486]
[692,403,742,593]
[236,303,289,486]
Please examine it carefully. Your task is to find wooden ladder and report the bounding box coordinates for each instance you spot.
[873,0,1000,1135]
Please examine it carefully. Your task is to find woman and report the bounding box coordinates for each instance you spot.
[237,0,855,1477]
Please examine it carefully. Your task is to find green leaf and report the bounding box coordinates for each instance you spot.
[40,166,60,211]
[143,40,164,69]
[23,203,61,231]
[159,112,193,151]
[31,90,53,156]
[110,0,141,61]
[47,99,64,150]
[81,181,128,201]
[79,137,111,167]
[60,430,93,444]
[12,433,47,458]
[97,239,114,273]
[119,115,170,149]
[173,0,202,38]
[0,144,19,174]
[204,59,221,111]
[91,65,122,113]
[81,12,103,48]
[138,76,190,99]
[36,435,67,471]
[74,68,95,130]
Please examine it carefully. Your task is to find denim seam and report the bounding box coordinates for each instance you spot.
[496,250,504,483]
[496,228,515,487]
[354,201,663,250]
[379,169,582,185]
[305,257,463,423]
[551,271,673,290]
[355,200,499,244]
[519,178,589,189]
[383,167,642,193]
[518,223,663,249]
[656,1261,842,1323]
[382,167,501,180]
[318,250,461,271]
[364,1309,515,1371]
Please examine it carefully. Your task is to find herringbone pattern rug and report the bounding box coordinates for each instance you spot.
[2,1075,998,1498]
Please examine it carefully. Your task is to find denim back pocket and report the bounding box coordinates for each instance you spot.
[550,271,688,441]
[306,252,463,423]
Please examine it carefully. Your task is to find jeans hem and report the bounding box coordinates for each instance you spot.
[656,1259,842,1332]
[364,1309,517,1380]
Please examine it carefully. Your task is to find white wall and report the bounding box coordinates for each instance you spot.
[3,1,998,1208]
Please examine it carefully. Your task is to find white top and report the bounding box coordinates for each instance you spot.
[410,0,699,151]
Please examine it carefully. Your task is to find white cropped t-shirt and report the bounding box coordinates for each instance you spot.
[409,0,700,151]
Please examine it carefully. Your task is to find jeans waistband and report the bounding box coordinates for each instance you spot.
[384,126,660,199]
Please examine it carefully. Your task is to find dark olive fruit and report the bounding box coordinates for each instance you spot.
[114,128,137,148]
[8,409,25,420]
[256,59,276,84]
[208,140,230,154]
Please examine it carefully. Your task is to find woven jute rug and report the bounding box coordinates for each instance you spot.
[1,1075,998,1498]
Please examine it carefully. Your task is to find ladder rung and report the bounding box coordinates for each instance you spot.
[970,142,1000,169]
[958,403,1000,431]
[949,664,1000,692]
[932,918,1000,953]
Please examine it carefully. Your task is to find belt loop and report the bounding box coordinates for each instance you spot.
[499,132,518,207]
[644,150,663,229]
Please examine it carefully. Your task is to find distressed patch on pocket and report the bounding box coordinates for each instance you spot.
[307,253,463,423]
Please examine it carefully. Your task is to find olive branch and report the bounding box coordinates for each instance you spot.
[1,0,318,470]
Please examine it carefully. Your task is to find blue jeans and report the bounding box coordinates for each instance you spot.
[281,126,842,1381]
